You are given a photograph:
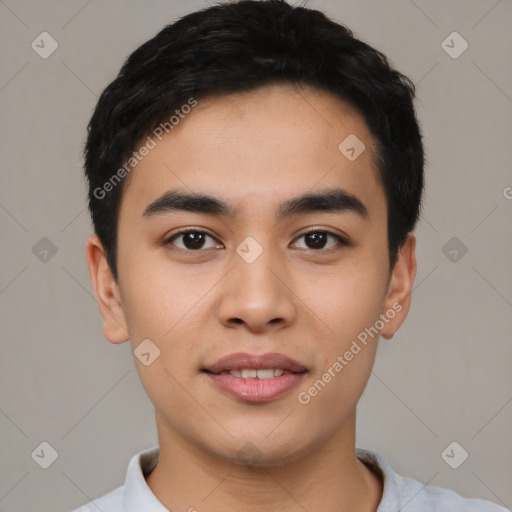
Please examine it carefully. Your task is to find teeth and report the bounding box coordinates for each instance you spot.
[256,369,274,379]
[228,369,286,379]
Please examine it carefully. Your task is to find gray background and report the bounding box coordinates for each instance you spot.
[1,1,511,511]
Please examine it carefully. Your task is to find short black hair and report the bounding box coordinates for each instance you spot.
[84,0,424,282]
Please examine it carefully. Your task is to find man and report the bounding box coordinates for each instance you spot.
[74,1,507,510]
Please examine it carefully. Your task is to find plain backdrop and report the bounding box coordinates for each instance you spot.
[0,1,511,511]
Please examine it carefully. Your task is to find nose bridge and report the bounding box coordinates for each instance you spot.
[233,234,285,303]
[216,234,297,330]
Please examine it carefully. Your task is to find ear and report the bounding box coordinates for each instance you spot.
[380,233,417,340]
[85,233,130,344]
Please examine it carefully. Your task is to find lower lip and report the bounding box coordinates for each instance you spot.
[205,372,306,403]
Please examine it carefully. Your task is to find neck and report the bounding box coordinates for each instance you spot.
[145,411,383,512]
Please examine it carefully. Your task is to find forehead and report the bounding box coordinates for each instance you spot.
[120,84,385,222]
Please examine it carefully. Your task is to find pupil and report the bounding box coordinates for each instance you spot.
[307,232,326,249]
[185,232,204,249]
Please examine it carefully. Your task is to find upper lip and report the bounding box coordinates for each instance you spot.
[203,352,308,374]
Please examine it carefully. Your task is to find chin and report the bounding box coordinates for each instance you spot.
[207,434,311,468]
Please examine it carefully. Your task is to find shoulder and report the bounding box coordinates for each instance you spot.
[396,473,508,511]
[68,446,161,512]
[69,485,123,512]
[356,448,508,512]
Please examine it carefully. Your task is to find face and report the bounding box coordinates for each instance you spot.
[87,84,416,466]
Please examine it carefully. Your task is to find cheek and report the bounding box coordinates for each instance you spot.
[119,261,210,379]
[118,246,199,339]
[296,270,385,426]
[122,274,203,416]
[311,262,388,344]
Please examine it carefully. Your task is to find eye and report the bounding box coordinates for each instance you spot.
[291,229,348,251]
[163,228,348,253]
[164,229,222,251]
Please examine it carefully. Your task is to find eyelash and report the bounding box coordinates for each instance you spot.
[163,228,349,253]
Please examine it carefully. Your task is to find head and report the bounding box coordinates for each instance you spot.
[85,0,423,465]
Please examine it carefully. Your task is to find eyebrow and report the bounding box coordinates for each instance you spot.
[142,187,368,221]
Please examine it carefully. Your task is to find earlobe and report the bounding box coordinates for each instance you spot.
[85,234,130,344]
[380,233,417,340]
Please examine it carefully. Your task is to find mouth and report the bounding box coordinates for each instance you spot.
[208,368,297,379]
[202,352,308,403]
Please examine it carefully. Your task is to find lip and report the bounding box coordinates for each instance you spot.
[204,352,307,374]
[203,352,308,403]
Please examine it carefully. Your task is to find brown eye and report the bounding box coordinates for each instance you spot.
[292,230,347,251]
[165,230,221,251]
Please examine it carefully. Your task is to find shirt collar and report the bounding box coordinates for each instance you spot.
[123,445,168,511]
[356,447,401,512]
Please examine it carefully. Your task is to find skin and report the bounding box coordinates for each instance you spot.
[86,84,416,512]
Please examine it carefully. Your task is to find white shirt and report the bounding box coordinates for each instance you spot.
[71,446,508,511]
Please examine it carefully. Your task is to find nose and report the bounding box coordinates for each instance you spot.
[215,241,298,334]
